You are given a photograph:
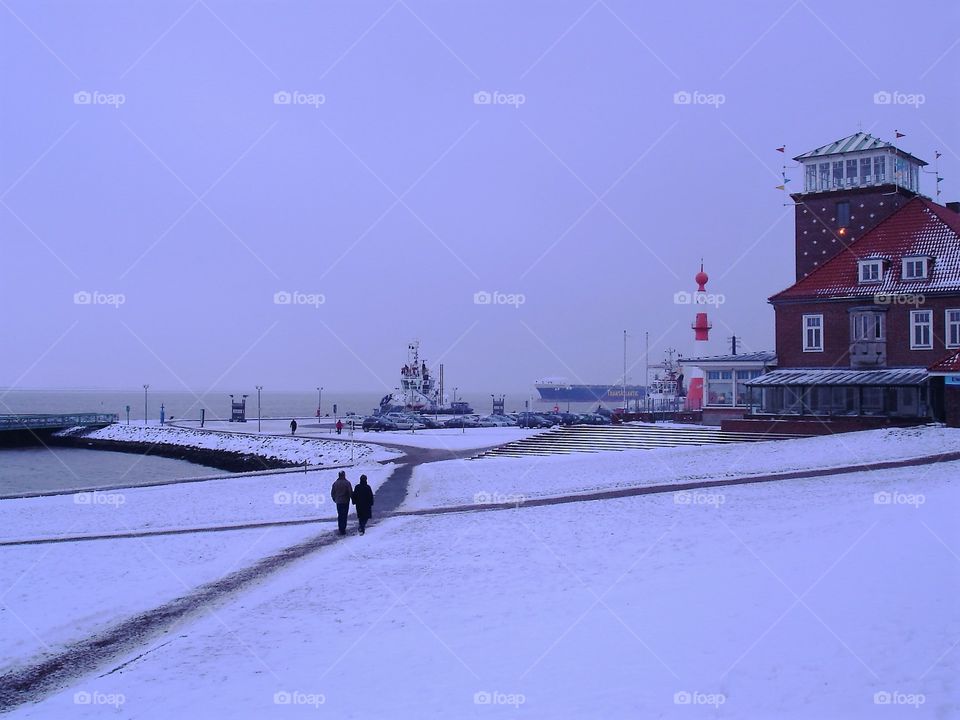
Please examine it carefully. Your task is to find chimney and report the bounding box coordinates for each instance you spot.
[946,201,960,214]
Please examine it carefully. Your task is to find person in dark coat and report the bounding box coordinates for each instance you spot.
[351,474,374,535]
[290,419,298,435]
[330,470,353,535]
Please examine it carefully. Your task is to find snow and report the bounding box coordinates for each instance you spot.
[12,458,959,719]
[4,425,959,718]
[75,423,398,465]
[406,425,960,510]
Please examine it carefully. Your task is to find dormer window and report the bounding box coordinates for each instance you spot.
[902,255,931,280]
[858,259,884,283]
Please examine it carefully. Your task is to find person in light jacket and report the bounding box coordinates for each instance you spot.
[351,474,374,535]
[330,470,353,535]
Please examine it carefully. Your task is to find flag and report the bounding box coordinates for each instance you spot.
[775,184,785,190]
[895,131,906,139]
[775,146,785,153]
[936,151,942,159]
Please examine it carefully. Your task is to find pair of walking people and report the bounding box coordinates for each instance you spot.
[330,471,374,535]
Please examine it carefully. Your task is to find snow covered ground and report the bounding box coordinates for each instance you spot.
[4,426,958,718]
[11,457,958,718]
[192,418,543,452]
[76,424,398,465]
[407,425,960,509]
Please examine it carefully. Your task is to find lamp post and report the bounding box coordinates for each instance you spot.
[317,386,323,421]
[143,384,149,426]
[256,385,263,433]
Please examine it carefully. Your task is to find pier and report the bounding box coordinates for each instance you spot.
[0,413,117,446]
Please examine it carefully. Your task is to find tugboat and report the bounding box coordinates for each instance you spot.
[644,349,685,412]
[377,341,474,415]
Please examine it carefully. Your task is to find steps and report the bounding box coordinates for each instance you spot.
[474,423,802,458]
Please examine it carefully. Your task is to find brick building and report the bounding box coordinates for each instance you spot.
[727,133,960,432]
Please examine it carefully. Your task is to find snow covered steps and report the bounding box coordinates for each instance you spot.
[473,424,801,458]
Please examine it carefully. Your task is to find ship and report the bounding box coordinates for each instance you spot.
[377,340,474,414]
[534,378,646,403]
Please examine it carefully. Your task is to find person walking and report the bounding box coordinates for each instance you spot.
[351,474,374,535]
[331,470,353,535]
[290,419,298,435]
[335,419,343,435]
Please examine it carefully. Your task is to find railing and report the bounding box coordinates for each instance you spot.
[0,413,118,430]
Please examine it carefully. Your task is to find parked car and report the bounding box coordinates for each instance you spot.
[362,416,398,432]
[416,415,445,429]
[516,412,551,428]
[444,416,481,428]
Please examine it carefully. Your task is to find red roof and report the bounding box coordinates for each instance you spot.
[929,350,960,374]
[771,197,960,302]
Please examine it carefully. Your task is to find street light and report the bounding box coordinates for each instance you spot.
[143,384,149,426]
[317,386,323,422]
[256,385,263,433]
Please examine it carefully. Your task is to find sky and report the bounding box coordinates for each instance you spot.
[1,0,958,396]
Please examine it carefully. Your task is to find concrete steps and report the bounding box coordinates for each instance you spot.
[474,424,802,459]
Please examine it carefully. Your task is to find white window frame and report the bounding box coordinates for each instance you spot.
[902,256,929,280]
[910,309,933,350]
[803,314,824,352]
[946,308,960,349]
[858,259,883,283]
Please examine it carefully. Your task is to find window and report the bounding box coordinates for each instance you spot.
[836,201,850,227]
[845,159,857,186]
[910,310,933,349]
[803,314,824,352]
[860,157,872,182]
[832,161,844,189]
[851,311,884,341]
[858,259,883,283]
[874,156,886,183]
[706,370,733,406]
[947,309,960,348]
[805,164,817,193]
[818,162,830,191]
[902,256,929,280]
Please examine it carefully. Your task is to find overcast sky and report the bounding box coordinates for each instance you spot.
[1,0,957,395]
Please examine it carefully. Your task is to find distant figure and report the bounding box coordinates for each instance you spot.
[336,419,343,435]
[331,470,353,536]
[352,474,374,535]
[290,419,298,435]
